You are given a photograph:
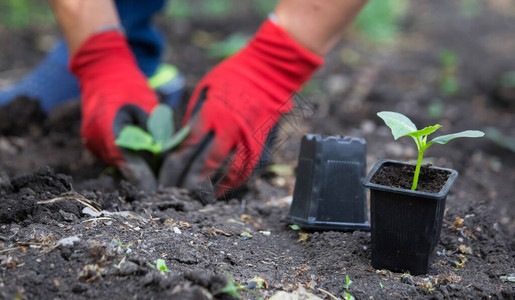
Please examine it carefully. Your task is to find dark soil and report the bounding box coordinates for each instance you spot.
[370,162,452,193]
[0,1,514,299]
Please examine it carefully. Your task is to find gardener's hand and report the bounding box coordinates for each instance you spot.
[70,30,159,191]
[158,20,323,200]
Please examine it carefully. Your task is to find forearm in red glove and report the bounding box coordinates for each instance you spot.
[158,19,323,200]
[70,30,159,190]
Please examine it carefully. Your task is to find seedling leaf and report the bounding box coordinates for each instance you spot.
[148,104,174,145]
[344,292,355,300]
[161,125,191,152]
[377,111,484,190]
[115,126,160,153]
[377,111,417,140]
[156,259,170,272]
[240,232,253,240]
[344,275,353,290]
[430,130,485,145]
[116,105,188,156]
[408,125,442,139]
[215,272,241,298]
[289,224,301,231]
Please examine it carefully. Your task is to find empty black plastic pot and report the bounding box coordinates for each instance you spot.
[286,134,370,231]
[363,159,458,275]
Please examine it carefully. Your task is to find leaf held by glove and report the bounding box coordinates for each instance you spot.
[115,104,190,155]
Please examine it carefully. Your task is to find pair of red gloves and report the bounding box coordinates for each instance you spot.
[71,20,323,200]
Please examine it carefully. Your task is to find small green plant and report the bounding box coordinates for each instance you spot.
[344,275,352,290]
[343,275,355,300]
[344,292,355,300]
[148,258,171,273]
[379,282,384,289]
[215,271,243,298]
[115,105,190,155]
[377,111,485,190]
[117,241,131,256]
[289,224,301,231]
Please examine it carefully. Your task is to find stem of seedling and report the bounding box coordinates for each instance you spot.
[412,149,424,190]
[411,136,428,191]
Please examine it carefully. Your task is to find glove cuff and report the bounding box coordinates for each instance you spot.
[229,19,324,111]
[69,30,157,113]
[70,31,138,81]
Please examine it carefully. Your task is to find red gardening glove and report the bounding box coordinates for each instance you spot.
[70,31,159,191]
[158,20,323,200]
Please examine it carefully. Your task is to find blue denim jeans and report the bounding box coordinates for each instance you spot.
[116,0,166,77]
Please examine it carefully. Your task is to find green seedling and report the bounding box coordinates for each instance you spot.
[240,232,253,240]
[148,258,171,273]
[117,241,131,256]
[289,224,301,231]
[344,292,355,300]
[215,272,267,299]
[379,282,384,289]
[343,275,355,300]
[377,111,484,190]
[115,104,190,155]
[344,275,352,290]
[215,271,243,299]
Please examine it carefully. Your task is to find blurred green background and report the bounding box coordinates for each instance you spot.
[0,0,409,44]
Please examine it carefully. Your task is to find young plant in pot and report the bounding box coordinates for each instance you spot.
[362,111,484,275]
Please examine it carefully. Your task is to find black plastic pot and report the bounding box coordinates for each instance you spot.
[285,134,370,231]
[363,159,458,275]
